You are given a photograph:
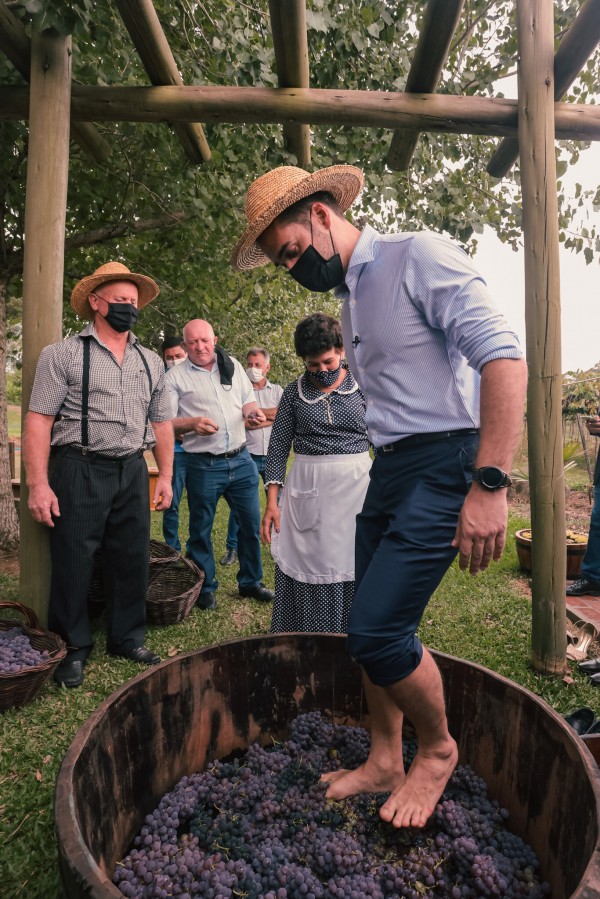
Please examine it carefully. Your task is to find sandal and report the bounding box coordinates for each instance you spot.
[566,621,599,662]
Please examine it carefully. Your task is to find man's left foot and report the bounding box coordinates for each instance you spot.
[108,646,161,665]
[220,549,238,566]
[379,740,458,829]
[239,582,274,602]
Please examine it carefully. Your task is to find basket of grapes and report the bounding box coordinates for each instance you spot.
[0,601,67,711]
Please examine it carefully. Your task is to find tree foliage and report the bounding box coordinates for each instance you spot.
[0,0,599,546]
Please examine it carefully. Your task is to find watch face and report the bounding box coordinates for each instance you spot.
[479,466,506,489]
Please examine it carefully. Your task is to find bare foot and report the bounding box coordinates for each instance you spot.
[379,737,458,829]
[321,756,406,799]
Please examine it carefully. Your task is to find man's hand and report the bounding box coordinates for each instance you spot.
[28,484,60,527]
[246,409,267,426]
[261,505,280,545]
[192,417,219,435]
[586,415,600,437]
[152,475,173,511]
[452,487,508,575]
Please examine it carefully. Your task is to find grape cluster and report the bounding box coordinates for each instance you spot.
[0,626,49,673]
[113,712,551,898]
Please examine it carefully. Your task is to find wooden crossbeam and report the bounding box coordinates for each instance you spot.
[0,0,110,164]
[387,0,465,171]
[2,86,600,142]
[487,0,600,178]
[269,0,310,167]
[115,0,210,164]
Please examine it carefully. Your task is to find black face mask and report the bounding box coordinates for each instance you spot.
[308,364,342,387]
[104,302,138,333]
[288,218,345,293]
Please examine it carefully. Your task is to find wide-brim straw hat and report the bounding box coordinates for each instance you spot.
[70,261,160,319]
[231,164,364,271]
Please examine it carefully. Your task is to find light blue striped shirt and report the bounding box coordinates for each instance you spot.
[336,225,523,448]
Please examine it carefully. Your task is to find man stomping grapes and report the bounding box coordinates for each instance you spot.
[231,166,527,828]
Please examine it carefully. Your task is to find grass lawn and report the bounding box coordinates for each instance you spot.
[1,499,598,898]
[7,405,21,440]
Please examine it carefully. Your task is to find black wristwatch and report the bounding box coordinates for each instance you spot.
[472,466,512,490]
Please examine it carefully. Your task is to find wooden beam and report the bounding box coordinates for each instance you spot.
[19,28,71,626]
[2,85,600,141]
[269,0,310,167]
[115,0,210,164]
[518,0,566,674]
[387,0,465,171]
[0,0,110,164]
[488,0,600,177]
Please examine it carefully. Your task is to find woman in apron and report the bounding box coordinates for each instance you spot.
[261,313,371,633]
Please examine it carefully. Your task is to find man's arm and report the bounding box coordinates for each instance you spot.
[22,411,59,527]
[150,419,174,511]
[452,357,528,574]
[242,401,266,425]
[172,416,219,437]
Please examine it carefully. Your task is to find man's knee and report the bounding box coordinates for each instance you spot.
[346,629,423,686]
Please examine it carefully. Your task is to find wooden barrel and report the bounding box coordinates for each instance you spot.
[54,634,600,899]
[515,528,587,578]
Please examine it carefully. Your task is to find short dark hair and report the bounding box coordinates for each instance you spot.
[276,191,344,228]
[247,346,270,363]
[294,313,343,358]
[161,335,185,354]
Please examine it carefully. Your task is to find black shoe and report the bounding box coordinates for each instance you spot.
[567,577,600,597]
[108,646,161,665]
[196,591,217,610]
[239,582,274,603]
[578,658,600,673]
[54,659,85,688]
[219,549,238,566]
[564,706,598,734]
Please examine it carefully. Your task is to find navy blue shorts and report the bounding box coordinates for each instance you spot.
[347,432,478,686]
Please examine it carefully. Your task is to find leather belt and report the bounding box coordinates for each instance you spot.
[375,429,479,456]
[54,446,144,463]
[200,444,246,459]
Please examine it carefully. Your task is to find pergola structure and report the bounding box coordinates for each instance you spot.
[2,0,600,676]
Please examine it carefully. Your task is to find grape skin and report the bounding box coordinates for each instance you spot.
[113,712,551,898]
[0,627,50,673]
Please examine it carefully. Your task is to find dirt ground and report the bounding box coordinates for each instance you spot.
[0,487,593,583]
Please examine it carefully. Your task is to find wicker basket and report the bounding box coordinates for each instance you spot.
[149,540,181,565]
[0,601,67,711]
[146,556,204,625]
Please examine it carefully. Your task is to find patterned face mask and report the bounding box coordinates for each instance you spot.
[307,364,342,387]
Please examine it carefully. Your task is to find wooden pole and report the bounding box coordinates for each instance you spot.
[2,84,600,141]
[518,0,566,674]
[387,0,465,171]
[19,28,71,625]
[488,0,600,177]
[269,0,311,167]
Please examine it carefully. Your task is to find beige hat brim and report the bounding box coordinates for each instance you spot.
[70,271,159,320]
[231,164,364,271]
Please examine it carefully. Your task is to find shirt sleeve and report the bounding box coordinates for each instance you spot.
[235,359,255,406]
[28,343,70,416]
[405,231,524,373]
[265,384,296,486]
[147,353,173,423]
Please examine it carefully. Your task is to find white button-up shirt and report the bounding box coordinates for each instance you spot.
[245,380,284,455]
[166,356,254,454]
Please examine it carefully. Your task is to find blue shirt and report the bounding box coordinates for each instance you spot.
[336,225,523,448]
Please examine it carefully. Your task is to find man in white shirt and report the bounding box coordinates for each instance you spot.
[166,319,275,609]
[220,347,283,566]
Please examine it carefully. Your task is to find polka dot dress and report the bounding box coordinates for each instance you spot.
[271,567,355,634]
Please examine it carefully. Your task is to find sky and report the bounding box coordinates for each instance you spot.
[472,144,599,375]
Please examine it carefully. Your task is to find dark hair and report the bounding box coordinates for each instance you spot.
[161,335,185,354]
[294,313,343,358]
[276,191,344,228]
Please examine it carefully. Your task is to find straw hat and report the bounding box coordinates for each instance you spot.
[70,262,160,319]
[231,164,364,270]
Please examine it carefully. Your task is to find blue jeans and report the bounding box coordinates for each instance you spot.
[162,451,187,551]
[226,454,268,551]
[582,485,600,583]
[186,449,263,595]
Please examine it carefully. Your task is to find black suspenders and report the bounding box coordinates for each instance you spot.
[80,337,153,452]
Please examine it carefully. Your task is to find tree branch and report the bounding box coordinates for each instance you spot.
[64,210,190,251]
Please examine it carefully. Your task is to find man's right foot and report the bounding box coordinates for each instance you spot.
[54,659,85,688]
[567,577,600,597]
[196,591,217,610]
[219,549,238,566]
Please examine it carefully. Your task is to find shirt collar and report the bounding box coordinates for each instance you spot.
[335,224,379,299]
[187,356,217,373]
[80,321,139,346]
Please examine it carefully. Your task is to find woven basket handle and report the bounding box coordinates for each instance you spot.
[0,600,40,630]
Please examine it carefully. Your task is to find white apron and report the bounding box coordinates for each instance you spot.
[271,452,371,584]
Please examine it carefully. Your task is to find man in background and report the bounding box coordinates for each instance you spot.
[220,346,283,566]
[567,414,600,597]
[161,336,188,551]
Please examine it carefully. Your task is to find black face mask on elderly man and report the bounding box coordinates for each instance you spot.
[288,216,345,293]
[104,302,139,333]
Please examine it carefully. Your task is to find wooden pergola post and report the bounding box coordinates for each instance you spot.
[19,28,71,625]
[517,0,567,673]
